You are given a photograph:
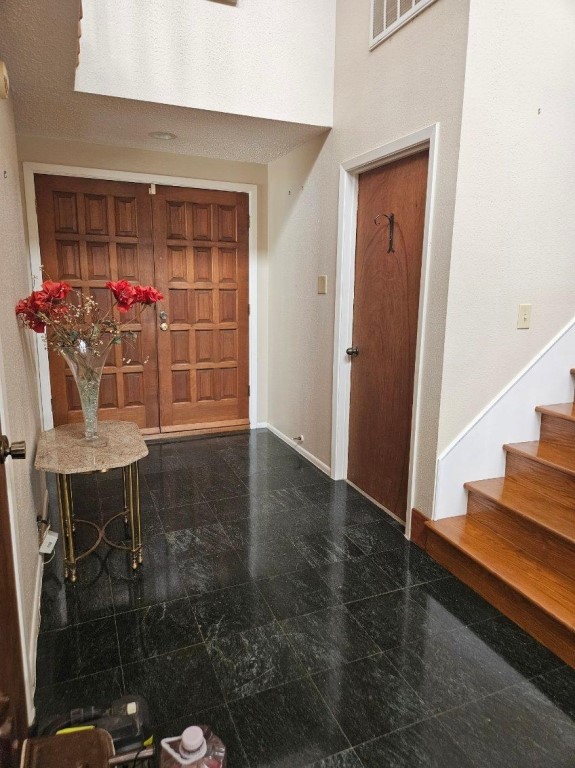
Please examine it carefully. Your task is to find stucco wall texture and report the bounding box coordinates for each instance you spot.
[439,0,575,450]
[76,0,335,128]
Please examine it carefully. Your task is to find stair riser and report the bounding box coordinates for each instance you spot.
[505,452,575,507]
[539,413,575,447]
[467,492,575,581]
[426,530,575,668]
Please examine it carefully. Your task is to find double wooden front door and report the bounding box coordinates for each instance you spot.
[35,175,249,435]
[347,151,429,522]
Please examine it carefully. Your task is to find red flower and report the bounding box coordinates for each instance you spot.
[106,280,137,312]
[15,291,50,333]
[134,285,164,305]
[40,280,71,301]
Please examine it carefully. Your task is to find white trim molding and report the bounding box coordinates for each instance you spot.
[370,0,439,51]
[434,313,575,520]
[22,162,260,431]
[331,124,439,539]
[266,423,331,477]
[27,554,43,722]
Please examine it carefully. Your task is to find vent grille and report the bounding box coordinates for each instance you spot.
[371,0,439,49]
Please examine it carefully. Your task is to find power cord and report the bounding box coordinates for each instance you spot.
[130,745,145,768]
[43,550,56,565]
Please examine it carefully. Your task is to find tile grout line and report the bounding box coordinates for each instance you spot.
[267,599,359,756]
[40,433,571,768]
[110,608,127,695]
[222,700,254,768]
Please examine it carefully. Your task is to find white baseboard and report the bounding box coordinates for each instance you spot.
[26,554,43,724]
[265,423,331,476]
[434,313,575,520]
[26,488,48,723]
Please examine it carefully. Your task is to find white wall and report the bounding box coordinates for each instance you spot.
[267,0,470,517]
[436,317,575,519]
[268,134,334,457]
[17,135,270,426]
[76,0,336,128]
[439,0,575,450]
[0,93,45,722]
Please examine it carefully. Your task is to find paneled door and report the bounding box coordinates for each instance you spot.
[35,175,159,432]
[347,151,428,521]
[152,186,250,433]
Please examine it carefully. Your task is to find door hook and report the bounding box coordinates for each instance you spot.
[374,213,395,253]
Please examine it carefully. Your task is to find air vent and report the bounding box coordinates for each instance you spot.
[371,0,438,49]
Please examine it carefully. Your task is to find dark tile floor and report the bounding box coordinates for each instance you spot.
[36,429,575,767]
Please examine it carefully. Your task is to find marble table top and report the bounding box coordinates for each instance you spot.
[35,421,148,474]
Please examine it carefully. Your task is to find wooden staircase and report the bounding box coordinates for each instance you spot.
[426,374,575,668]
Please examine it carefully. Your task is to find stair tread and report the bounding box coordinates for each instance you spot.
[427,516,575,630]
[536,402,575,421]
[465,477,575,544]
[504,440,575,475]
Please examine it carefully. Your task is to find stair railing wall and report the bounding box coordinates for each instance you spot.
[434,314,575,519]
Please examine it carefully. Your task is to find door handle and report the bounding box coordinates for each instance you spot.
[346,346,359,357]
[160,322,169,332]
[0,435,26,464]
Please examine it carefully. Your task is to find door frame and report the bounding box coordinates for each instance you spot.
[0,349,34,737]
[23,163,259,433]
[331,124,439,538]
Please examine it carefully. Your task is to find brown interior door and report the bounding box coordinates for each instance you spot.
[35,175,159,432]
[0,422,28,748]
[152,186,250,434]
[347,151,429,521]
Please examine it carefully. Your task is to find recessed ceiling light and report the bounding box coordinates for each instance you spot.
[149,131,177,140]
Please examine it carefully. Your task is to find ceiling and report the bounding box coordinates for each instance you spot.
[0,0,328,164]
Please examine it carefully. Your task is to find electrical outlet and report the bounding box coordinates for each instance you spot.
[40,530,58,555]
[517,303,532,329]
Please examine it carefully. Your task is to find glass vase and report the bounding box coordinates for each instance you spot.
[59,340,113,447]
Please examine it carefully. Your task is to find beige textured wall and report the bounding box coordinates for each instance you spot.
[17,136,269,423]
[268,0,470,516]
[268,133,333,458]
[0,95,45,713]
[77,0,335,126]
[439,0,575,450]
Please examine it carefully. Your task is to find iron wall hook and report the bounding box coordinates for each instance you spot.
[374,212,395,253]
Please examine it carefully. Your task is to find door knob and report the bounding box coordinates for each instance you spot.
[346,346,359,357]
[0,435,26,464]
[160,322,169,332]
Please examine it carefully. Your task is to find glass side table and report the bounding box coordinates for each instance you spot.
[35,421,148,582]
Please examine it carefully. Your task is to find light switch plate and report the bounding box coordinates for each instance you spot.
[318,275,327,295]
[517,303,532,329]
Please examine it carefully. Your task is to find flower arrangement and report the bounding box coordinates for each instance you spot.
[15,278,164,354]
[16,277,164,445]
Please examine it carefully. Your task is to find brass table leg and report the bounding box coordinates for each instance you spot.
[122,466,129,526]
[102,461,143,569]
[126,461,143,569]
[70,479,76,533]
[56,473,76,583]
